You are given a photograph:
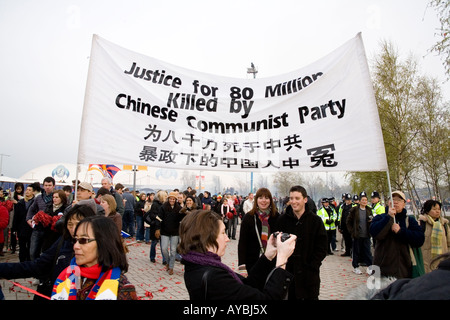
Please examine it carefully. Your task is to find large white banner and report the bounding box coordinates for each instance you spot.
[78,33,387,173]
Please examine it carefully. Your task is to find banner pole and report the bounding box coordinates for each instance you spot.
[385,169,395,223]
[74,164,79,202]
[75,35,96,203]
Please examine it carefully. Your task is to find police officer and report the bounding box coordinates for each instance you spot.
[370,191,385,247]
[371,191,385,216]
[317,198,338,255]
[338,193,353,256]
[352,194,359,207]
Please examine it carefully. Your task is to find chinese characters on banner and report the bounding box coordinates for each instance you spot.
[78,33,388,173]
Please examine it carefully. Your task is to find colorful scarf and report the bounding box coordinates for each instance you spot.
[52,257,121,300]
[427,215,444,258]
[257,209,270,250]
[182,251,243,284]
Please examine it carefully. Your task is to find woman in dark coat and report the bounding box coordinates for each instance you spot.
[180,210,296,300]
[238,188,279,275]
[143,190,167,263]
[158,191,183,275]
[41,190,68,252]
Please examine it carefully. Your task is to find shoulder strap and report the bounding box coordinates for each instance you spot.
[254,215,264,255]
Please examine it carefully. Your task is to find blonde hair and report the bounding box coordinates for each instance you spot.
[155,190,168,203]
[101,194,117,214]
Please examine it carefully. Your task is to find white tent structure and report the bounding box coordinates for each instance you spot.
[18,163,182,190]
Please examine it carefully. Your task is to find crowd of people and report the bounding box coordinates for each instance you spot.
[0,177,449,300]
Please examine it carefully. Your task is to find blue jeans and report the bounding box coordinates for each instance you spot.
[135,216,144,241]
[29,229,45,261]
[122,210,135,237]
[160,235,179,269]
[149,238,159,261]
[352,237,373,268]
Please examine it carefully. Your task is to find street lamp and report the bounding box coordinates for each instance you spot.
[247,62,258,79]
[247,63,258,192]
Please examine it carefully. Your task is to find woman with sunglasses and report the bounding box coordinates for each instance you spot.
[0,204,96,300]
[52,215,137,300]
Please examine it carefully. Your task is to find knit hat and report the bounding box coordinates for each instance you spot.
[186,195,196,203]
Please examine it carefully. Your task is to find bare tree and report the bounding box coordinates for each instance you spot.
[272,172,302,198]
[428,0,450,80]
[372,40,421,190]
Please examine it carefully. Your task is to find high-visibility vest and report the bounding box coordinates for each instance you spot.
[372,202,385,216]
[317,207,338,230]
[337,204,342,223]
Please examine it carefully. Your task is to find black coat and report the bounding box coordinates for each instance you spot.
[275,204,328,299]
[143,200,162,240]
[238,212,279,272]
[182,254,293,300]
[12,198,33,238]
[158,201,183,236]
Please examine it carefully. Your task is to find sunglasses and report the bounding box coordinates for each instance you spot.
[72,237,96,245]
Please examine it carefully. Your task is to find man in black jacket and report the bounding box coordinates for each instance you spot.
[275,185,328,300]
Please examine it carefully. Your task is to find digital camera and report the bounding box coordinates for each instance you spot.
[273,232,291,242]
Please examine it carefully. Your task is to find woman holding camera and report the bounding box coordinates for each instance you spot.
[179,210,296,300]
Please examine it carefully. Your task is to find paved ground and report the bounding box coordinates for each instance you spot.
[1,230,371,300]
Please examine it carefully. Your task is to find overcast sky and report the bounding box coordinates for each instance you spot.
[0,0,447,181]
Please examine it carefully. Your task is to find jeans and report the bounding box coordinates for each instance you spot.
[135,216,144,241]
[149,238,159,261]
[160,235,179,269]
[29,229,45,261]
[227,217,237,239]
[352,237,373,268]
[122,210,135,237]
